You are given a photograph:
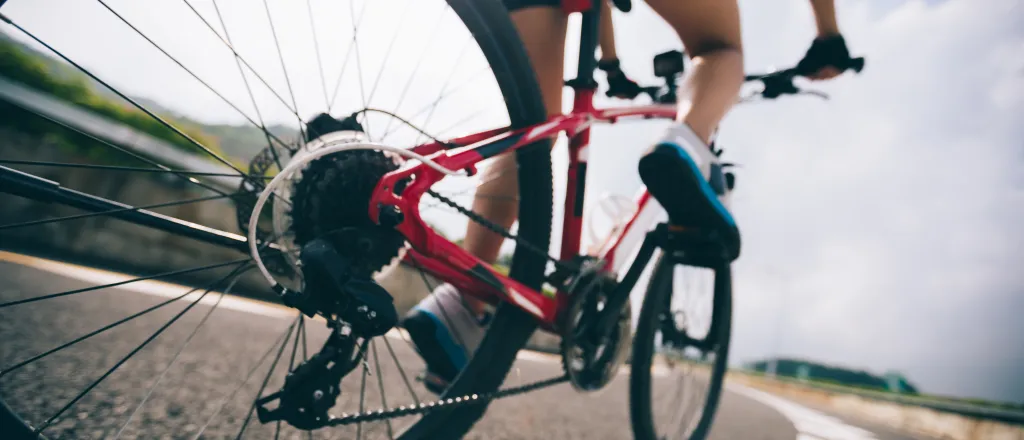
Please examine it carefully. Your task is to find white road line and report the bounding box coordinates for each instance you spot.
[728,383,879,440]
[0,250,296,319]
[0,251,552,362]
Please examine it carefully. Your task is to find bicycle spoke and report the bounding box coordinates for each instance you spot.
[304,0,330,111]
[348,0,370,138]
[208,0,294,167]
[362,108,451,146]
[376,3,451,140]
[427,108,487,142]
[5,100,236,197]
[181,0,304,125]
[0,191,248,232]
[379,35,473,139]
[327,0,369,113]
[192,319,298,440]
[235,314,302,440]
[379,64,488,141]
[356,342,369,440]
[0,261,250,377]
[0,160,271,179]
[0,258,250,309]
[112,273,245,439]
[382,336,420,406]
[371,340,395,439]
[94,0,294,154]
[363,3,412,106]
[33,263,252,434]
[274,314,304,440]
[1,15,251,178]
[259,0,306,143]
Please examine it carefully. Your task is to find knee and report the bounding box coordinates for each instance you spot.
[689,44,744,83]
[687,40,743,62]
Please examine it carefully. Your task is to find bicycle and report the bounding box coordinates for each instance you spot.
[0,0,861,438]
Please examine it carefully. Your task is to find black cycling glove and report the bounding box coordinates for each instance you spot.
[598,58,642,99]
[796,34,852,76]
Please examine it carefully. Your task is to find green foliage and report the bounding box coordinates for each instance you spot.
[747,357,920,394]
[0,35,226,164]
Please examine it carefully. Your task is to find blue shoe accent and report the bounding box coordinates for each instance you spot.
[409,306,468,370]
[655,142,737,227]
[638,138,742,261]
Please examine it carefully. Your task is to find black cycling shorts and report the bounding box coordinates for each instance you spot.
[503,0,560,12]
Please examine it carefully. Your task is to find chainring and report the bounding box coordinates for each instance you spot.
[560,258,632,392]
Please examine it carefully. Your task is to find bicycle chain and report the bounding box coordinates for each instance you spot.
[310,171,576,427]
[425,189,572,272]
[315,191,574,426]
[328,374,568,426]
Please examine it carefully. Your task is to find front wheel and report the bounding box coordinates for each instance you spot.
[630,254,732,440]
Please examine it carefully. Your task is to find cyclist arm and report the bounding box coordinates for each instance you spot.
[598,0,617,61]
[801,0,851,80]
[808,0,841,37]
[596,1,644,98]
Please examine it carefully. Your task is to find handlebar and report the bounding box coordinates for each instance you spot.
[639,55,866,104]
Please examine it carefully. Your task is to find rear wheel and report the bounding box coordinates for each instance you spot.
[0,0,550,437]
[630,254,732,440]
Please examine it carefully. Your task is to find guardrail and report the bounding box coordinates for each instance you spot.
[736,370,1024,426]
[0,75,239,192]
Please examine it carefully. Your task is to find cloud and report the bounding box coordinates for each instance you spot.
[713,0,1024,402]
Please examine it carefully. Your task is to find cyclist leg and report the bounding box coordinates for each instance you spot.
[646,0,743,142]
[402,2,567,392]
[638,0,744,259]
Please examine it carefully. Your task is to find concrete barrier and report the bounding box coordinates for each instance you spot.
[728,372,1024,440]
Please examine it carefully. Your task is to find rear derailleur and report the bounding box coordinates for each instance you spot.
[256,236,399,430]
[255,322,367,430]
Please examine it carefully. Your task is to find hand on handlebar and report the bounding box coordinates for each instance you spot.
[744,50,865,101]
[598,58,643,99]
[796,34,856,81]
[624,47,864,104]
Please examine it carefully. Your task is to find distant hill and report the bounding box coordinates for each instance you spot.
[0,30,299,164]
[745,357,920,394]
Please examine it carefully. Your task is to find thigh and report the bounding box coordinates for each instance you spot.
[507,6,569,116]
[643,0,742,55]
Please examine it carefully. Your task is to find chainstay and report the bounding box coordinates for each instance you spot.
[425,189,572,272]
[327,374,568,426]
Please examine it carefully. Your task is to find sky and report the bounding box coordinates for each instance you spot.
[2,0,1022,403]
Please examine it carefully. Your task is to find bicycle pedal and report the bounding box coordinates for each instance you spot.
[299,238,399,337]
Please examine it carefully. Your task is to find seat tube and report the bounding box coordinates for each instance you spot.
[560,2,602,261]
[560,91,593,261]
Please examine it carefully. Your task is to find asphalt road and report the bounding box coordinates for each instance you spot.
[0,254,933,440]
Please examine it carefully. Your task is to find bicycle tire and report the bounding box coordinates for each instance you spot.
[395,0,552,437]
[0,0,550,437]
[629,255,732,440]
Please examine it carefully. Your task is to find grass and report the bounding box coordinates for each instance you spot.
[738,369,1024,412]
[1,34,231,167]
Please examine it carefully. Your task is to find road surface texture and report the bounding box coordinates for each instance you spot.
[0,254,933,440]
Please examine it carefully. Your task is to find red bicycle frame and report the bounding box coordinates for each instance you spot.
[368,1,676,331]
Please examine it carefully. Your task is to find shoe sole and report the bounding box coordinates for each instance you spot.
[638,143,741,260]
